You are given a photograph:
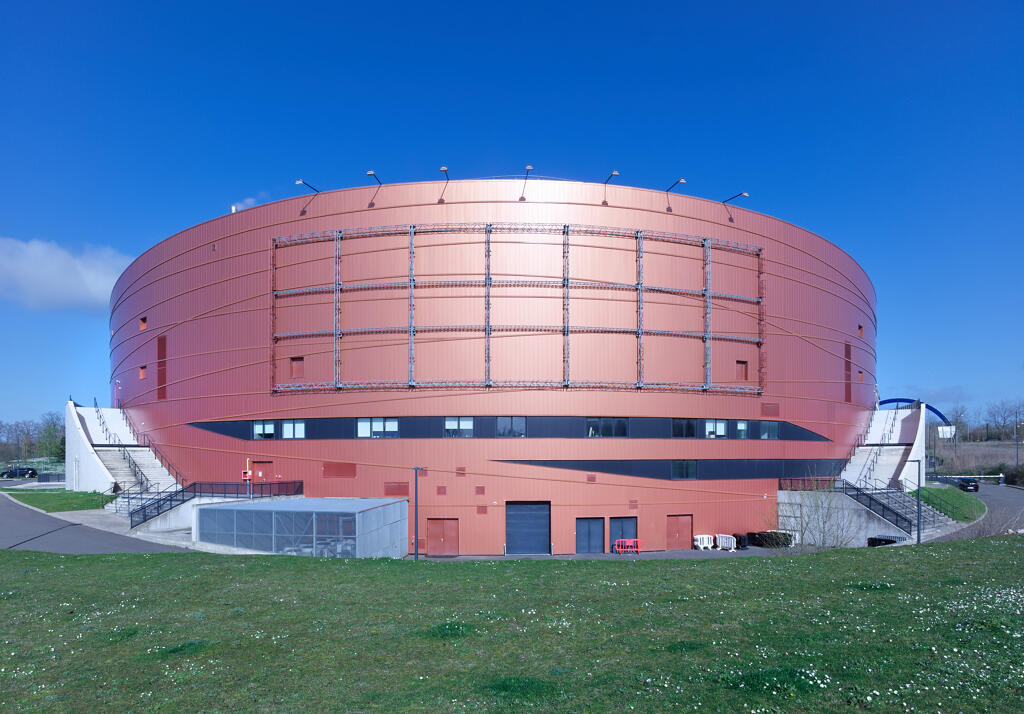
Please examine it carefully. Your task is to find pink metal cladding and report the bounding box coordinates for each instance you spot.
[109,179,876,555]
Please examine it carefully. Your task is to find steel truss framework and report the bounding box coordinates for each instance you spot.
[270,222,764,395]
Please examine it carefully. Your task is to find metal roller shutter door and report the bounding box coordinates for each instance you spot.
[506,502,551,554]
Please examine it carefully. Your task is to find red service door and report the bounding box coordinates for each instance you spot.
[427,519,459,556]
[666,515,693,550]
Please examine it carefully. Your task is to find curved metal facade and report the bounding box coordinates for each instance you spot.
[110,179,877,555]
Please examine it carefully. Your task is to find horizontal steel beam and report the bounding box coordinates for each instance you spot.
[274,325,759,343]
[273,379,763,394]
[274,221,760,255]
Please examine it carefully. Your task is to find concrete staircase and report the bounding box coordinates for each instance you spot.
[97,445,180,515]
[865,488,955,540]
[840,407,905,489]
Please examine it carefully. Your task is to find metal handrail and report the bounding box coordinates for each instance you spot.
[907,483,959,521]
[117,404,188,487]
[852,406,905,489]
[93,398,152,492]
[129,481,303,529]
[834,479,913,533]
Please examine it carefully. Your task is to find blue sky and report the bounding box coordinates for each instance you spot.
[1,1,1021,422]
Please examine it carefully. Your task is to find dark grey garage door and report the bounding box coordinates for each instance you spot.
[506,502,551,554]
[610,516,637,552]
[576,517,604,554]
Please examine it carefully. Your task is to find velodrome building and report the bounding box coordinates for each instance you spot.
[91,177,881,555]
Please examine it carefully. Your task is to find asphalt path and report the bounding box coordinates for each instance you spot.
[0,494,186,554]
[931,483,1024,542]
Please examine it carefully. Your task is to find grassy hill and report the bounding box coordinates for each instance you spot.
[2,537,1023,712]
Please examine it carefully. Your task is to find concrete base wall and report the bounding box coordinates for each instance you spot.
[356,500,408,558]
[135,496,267,533]
[778,490,910,548]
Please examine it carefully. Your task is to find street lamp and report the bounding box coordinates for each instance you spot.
[295,179,320,193]
[1015,408,1020,472]
[602,169,619,205]
[519,165,533,201]
[665,177,686,212]
[438,166,449,204]
[413,466,424,560]
[723,191,750,204]
[366,170,382,207]
[907,458,923,544]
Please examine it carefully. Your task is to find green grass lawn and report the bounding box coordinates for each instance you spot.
[911,485,986,522]
[1,489,114,512]
[2,537,1023,711]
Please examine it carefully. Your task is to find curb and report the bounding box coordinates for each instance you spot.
[0,491,52,516]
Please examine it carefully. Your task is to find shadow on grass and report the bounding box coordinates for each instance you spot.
[486,676,556,698]
[666,640,709,653]
[150,639,209,659]
[422,621,476,639]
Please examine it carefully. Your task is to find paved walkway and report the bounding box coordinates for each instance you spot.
[0,494,186,554]
[930,482,1024,542]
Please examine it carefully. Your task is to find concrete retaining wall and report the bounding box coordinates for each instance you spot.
[778,490,910,547]
[64,401,114,493]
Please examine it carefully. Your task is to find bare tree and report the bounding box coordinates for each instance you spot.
[777,482,860,552]
[985,400,1016,440]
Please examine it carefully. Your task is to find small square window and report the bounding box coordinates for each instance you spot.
[139,317,147,331]
[289,356,304,379]
[858,370,864,383]
[436,486,447,496]
[474,485,485,495]
[760,421,780,440]
[139,365,146,380]
[858,324,864,338]
[736,360,749,380]
[735,420,748,439]
[253,420,275,439]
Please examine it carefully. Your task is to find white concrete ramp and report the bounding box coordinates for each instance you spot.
[841,404,927,491]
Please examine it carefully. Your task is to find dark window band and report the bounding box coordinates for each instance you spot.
[502,458,847,481]
[190,415,829,442]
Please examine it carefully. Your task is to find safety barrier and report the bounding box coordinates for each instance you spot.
[694,534,715,550]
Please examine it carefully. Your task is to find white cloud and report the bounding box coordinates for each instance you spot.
[231,196,259,211]
[0,236,134,312]
[230,190,270,213]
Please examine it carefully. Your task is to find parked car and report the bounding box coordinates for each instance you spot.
[956,477,979,492]
[1,466,38,478]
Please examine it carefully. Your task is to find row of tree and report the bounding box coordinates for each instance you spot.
[942,400,1024,441]
[0,412,65,463]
